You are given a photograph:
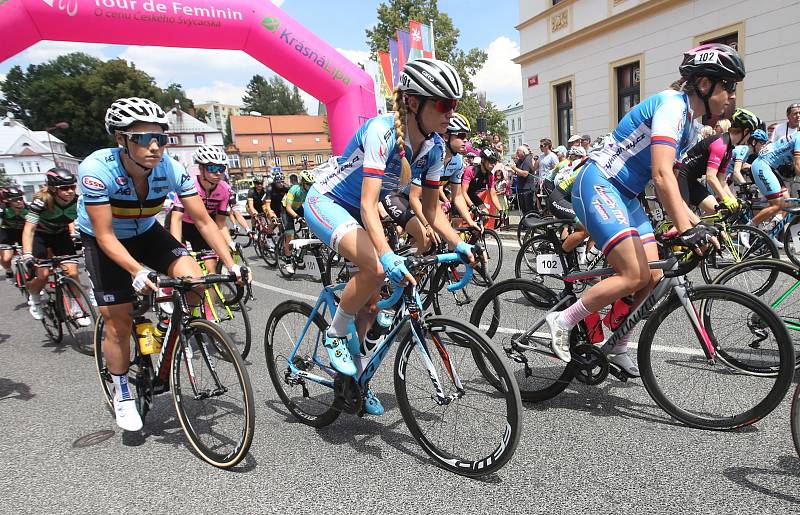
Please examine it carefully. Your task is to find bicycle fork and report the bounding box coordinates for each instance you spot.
[408,312,465,406]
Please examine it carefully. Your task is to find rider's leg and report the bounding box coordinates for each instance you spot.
[405,217,430,255]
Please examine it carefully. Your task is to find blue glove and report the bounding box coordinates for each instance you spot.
[455,242,474,262]
[379,251,411,285]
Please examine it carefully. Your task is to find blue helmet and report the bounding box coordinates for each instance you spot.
[750,129,768,142]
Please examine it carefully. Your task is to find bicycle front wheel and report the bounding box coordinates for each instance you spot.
[201,284,252,359]
[791,383,800,458]
[638,285,794,430]
[40,292,62,344]
[59,277,98,356]
[171,318,255,468]
[394,316,522,477]
[699,225,777,284]
[474,229,502,286]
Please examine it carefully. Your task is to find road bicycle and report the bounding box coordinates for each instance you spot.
[470,244,795,430]
[276,217,331,280]
[93,271,254,468]
[265,248,522,477]
[9,244,30,298]
[455,207,503,287]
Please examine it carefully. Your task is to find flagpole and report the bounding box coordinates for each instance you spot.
[429,18,435,58]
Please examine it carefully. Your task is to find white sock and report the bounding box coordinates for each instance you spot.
[112,373,133,401]
[29,292,42,304]
[328,309,356,337]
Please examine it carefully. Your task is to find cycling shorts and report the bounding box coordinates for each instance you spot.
[751,158,786,200]
[181,221,211,253]
[547,188,576,222]
[81,222,189,306]
[281,208,304,235]
[32,231,74,259]
[676,168,713,208]
[381,191,416,229]
[303,186,362,253]
[572,162,656,255]
[0,228,22,249]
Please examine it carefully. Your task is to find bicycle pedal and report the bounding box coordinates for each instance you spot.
[607,364,629,382]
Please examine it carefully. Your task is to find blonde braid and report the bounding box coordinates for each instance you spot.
[392,88,412,186]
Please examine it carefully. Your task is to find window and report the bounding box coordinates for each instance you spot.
[259,156,267,167]
[554,81,573,147]
[34,162,41,173]
[315,154,323,164]
[195,134,205,144]
[229,154,240,168]
[274,155,281,166]
[517,117,522,132]
[301,154,309,163]
[252,139,259,145]
[510,119,515,132]
[286,138,293,144]
[168,136,179,145]
[245,157,253,168]
[315,137,321,143]
[287,155,296,166]
[616,61,641,121]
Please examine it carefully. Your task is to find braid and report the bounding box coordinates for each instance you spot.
[392,88,412,186]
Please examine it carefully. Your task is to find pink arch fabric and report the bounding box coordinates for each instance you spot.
[0,0,377,153]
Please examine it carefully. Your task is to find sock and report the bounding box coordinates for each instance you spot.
[112,373,133,401]
[557,299,592,329]
[328,309,356,337]
[29,292,42,304]
[611,332,633,354]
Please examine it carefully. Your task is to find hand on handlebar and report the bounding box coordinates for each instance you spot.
[380,250,416,286]
[132,268,157,294]
[678,223,720,256]
[230,264,251,285]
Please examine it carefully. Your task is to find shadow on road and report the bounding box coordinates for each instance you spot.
[0,333,8,345]
[0,377,35,401]
[724,455,800,504]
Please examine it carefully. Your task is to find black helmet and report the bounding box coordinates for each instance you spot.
[46,167,77,187]
[679,43,745,81]
[480,147,498,163]
[730,108,760,132]
[4,186,24,200]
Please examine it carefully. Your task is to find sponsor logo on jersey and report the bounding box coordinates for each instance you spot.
[115,176,128,186]
[115,187,131,195]
[82,176,105,191]
[593,199,610,221]
[594,185,616,208]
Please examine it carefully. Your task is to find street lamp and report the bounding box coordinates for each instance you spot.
[44,121,69,168]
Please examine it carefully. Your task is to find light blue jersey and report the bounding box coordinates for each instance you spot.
[757,134,800,168]
[725,145,750,176]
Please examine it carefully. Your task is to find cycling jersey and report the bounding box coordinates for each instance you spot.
[1,204,28,230]
[555,159,589,199]
[757,134,800,168]
[588,90,697,197]
[463,165,495,206]
[77,148,197,238]
[400,152,464,196]
[679,133,734,181]
[725,145,750,176]
[266,181,288,213]
[172,176,230,224]
[313,114,445,209]
[26,196,77,234]
[247,186,268,214]
[282,184,307,210]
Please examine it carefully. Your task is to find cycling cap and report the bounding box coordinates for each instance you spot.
[399,58,463,99]
[272,170,284,182]
[193,145,228,165]
[730,108,760,132]
[447,113,471,133]
[46,167,77,187]
[105,97,169,135]
[4,186,23,200]
[253,175,263,184]
[679,43,745,81]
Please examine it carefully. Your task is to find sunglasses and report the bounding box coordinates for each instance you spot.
[205,164,227,174]
[433,98,458,113]
[719,79,737,94]
[8,197,24,202]
[57,185,77,191]
[122,132,169,147]
[452,132,468,140]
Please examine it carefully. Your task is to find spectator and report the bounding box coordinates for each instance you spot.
[580,134,591,151]
[494,167,509,228]
[534,138,560,212]
[492,133,505,157]
[554,146,568,166]
[567,134,582,148]
[714,119,730,134]
[767,122,779,140]
[770,102,800,141]
[698,125,715,141]
[507,145,536,215]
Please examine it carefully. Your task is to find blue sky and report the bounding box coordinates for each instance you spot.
[0,0,522,113]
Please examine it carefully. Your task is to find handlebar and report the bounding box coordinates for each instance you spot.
[32,253,82,266]
[129,269,248,317]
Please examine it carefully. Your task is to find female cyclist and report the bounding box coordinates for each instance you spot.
[749,128,800,228]
[280,169,314,274]
[545,43,744,376]
[304,58,475,415]
[0,187,28,281]
[726,127,768,186]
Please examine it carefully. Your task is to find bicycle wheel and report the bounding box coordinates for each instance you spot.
[201,285,252,359]
[791,383,800,458]
[474,229,502,286]
[394,315,522,477]
[513,235,570,301]
[700,225,778,284]
[59,277,98,356]
[259,231,278,267]
[783,216,800,267]
[265,301,340,427]
[516,213,542,246]
[470,279,570,402]
[40,291,63,343]
[638,284,794,430]
[14,260,28,298]
[427,262,492,321]
[171,318,255,468]
[93,316,148,418]
[322,251,350,287]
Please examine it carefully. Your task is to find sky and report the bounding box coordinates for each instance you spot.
[0,0,522,115]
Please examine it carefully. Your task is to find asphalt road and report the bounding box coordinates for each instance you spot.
[1,237,798,513]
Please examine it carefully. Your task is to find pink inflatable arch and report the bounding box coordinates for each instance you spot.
[0,0,377,153]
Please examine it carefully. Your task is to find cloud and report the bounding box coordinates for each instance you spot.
[23,41,109,62]
[271,0,285,5]
[472,36,522,109]
[186,81,246,106]
[335,48,371,68]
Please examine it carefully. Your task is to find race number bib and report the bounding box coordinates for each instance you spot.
[651,207,663,222]
[536,254,564,275]
[303,254,318,274]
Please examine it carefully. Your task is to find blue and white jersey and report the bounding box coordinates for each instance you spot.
[313,114,446,209]
[756,134,800,169]
[588,90,697,197]
[725,145,750,176]
[402,152,464,196]
[77,148,197,238]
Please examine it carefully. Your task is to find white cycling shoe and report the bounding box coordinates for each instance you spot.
[114,395,143,432]
[545,312,572,363]
[608,351,640,377]
[70,299,91,327]
[28,299,43,321]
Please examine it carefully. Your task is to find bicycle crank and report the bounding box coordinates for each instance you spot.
[571,344,609,385]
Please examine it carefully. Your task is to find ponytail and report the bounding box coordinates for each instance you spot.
[670,77,698,95]
[392,88,412,186]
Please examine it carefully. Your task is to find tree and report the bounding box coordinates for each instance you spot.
[195,107,210,123]
[155,82,194,112]
[242,75,306,115]
[224,115,233,147]
[457,95,507,144]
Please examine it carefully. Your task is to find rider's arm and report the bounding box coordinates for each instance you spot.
[168,209,183,242]
[246,197,255,217]
[652,144,692,232]
[361,177,393,256]
[215,213,232,245]
[408,184,431,228]
[450,183,478,229]
[793,138,800,175]
[731,160,747,185]
[705,165,728,200]
[181,195,235,268]
[283,189,298,218]
[21,220,35,255]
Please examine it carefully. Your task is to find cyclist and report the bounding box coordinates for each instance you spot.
[547,148,593,258]
[462,147,501,216]
[545,43,743,376]
[265,170,289,234]
[227,187,251,237]
[749,128,800,229]
[245,176,268,219]
[727,127,768,186]
[304,58,475,415]
[22,168,88,326]
[280,169,314,274]
[169,145,234,272]
[675,108,760,214]
[78,97,244,432]
[0,187,28,281]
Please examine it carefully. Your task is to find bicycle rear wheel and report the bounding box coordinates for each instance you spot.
[473,229,503,286]
[394,316,522,477]
[171,318,255,468]
[699,225,777,284]
[264,301,339,427]
[59,277,98,356]
[791,383,800,458]
[784,216,800,267]
[428,262,492,321]
[201,284,252,359]
[638,285,794,430]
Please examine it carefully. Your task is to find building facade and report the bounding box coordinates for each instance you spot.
[503,102,524,160]
[228,114,332,180]
[0,115,80,198]
[195,101,242,133]
[164,107,224,173]
[515,0,800,147]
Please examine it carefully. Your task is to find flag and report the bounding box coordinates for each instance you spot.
[377,51,394,95]
[408,20,424,61]
[396,29,411,71]
[388,38,401,89]
[422,22,434,58]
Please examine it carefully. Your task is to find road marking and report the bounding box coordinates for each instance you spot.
[251,279,318,302]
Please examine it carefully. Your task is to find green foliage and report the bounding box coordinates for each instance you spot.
[224,115,233,147]
[195,107,210,123]
[458,94,508,142]
[155,83,195,112]
[242,75,307,115]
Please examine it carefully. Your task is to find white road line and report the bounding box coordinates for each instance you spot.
[251,280,318,301]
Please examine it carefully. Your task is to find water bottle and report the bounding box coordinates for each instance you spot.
[135,317,158,355]
[150,318,168,354]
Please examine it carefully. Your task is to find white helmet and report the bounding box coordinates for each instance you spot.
[193,145,228,165]
[399,58,463,99]
[105,97,169,135]
[568,146,587,157]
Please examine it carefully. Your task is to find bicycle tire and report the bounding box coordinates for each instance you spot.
[513,235,568,305]
[40,290,63,343]
[59,277,98,356]
[474,229,502,286]
[93,316,150,419]
[699,225,777,284]
[322,251,350,287]
[171,318,255,468]
[276,235,296,278]
[638,284,794,430]
[783,216,800,267]
[469,279,570,402]
[259,231,278,267]
[14,260,28,298]
[394,315,522,477]
[516,213,542,246]
[201,284,252,359]
[428,262,493,321]
[265,300,340,427]
[791,383,800,458]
